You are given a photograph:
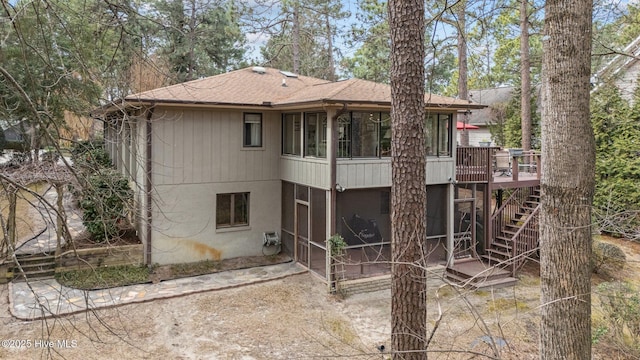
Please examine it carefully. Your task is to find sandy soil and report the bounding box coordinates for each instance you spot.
[0,236,638,360]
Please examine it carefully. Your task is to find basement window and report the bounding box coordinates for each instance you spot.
[216,193,250,228]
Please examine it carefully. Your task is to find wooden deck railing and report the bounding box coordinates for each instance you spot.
[456,147,542,183]
[455,147,498,182]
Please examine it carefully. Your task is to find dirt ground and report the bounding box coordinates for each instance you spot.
[0,236,638,360]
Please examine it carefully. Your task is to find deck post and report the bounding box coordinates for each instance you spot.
[446,182,455,267]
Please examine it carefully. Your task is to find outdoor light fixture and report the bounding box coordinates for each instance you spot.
[335,184,345,192]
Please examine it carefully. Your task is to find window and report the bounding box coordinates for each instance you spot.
[425,113,452,157]
[282,113,301,155]
[337,112,391,158]
[304,112,327,158]
[216,193,249,228]
[243,113,262,147]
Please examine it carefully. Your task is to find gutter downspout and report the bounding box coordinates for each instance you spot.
[330,103,348,236]
[328,104,347,292]
[145,105,155,265]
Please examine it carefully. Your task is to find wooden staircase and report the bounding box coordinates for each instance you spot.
[445,187,541,288]
[12,254,56,281]
[484,187,541,276]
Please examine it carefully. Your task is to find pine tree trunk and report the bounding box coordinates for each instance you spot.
[539,0,594,358]
[325,12,336,81]
[457,3,469,147]
[520,0,532,152]
[292,5,300,74]
[389,0,427,358]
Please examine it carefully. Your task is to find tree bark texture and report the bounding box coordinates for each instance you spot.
[292,5,300,74]
[540,0,594,358]
[520,0,532,152]
[388,1,427,359]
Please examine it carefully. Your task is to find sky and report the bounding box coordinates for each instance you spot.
[243,0,362,62]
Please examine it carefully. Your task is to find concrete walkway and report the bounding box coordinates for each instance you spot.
[9,261,307,321]
[8,182,307,321]
[15,184,84,255]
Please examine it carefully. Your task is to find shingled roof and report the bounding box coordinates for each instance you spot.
[119,66,482,110]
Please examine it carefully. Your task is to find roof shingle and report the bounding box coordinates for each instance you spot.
[122,66,482,110]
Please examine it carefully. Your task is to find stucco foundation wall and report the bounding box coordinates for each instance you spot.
[150,180,281,265]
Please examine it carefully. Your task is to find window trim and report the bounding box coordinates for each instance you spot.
[304,112,327,158]
[282,113,302,156]
[337,111,391,159]
[425,113,453,157]
[243,113,262,148]
[216,192,250,229]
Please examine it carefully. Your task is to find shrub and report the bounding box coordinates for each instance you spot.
[71,140,111,173]
[79,169,133,242]
[592,240,626,277]
[7,151,29,166]
[41,150,60,164]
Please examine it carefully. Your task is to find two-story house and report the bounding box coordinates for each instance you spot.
[95,66,487,285]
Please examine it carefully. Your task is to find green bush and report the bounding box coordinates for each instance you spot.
[596,282,640,356]
[79,168,133,241]
[592,240,626,277]
[591,86,640,238]
[71,139,111,173]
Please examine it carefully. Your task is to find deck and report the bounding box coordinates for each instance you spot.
[456,147,541,189]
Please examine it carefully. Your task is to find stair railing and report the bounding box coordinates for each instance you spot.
[509,204,540,276]
[489,187,536,249]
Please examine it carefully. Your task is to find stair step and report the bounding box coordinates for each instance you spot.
[14,255,56,265]
[501,229,517,237]
[481,254,512,267]
[12,254,57,281]
[444,271,469,283]
[491,242,512,250]
[494,236,513,243]
[13,269,56,281]
[473,276,518,290]
[486,250,512,260]
[446,266,516,289]
[16,262,56,270]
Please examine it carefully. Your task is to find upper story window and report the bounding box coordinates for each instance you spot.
[282,113,301,156]
[243,113,262,147]
[337,112,391,158]
[425,113,452,157]
[304,112,327,158]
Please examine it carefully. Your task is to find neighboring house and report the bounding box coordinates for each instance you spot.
[60,111,97,147]
[593,35,640,102]
[457,87,514,147]
[94,66,485,283]
[0,120,27,143]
